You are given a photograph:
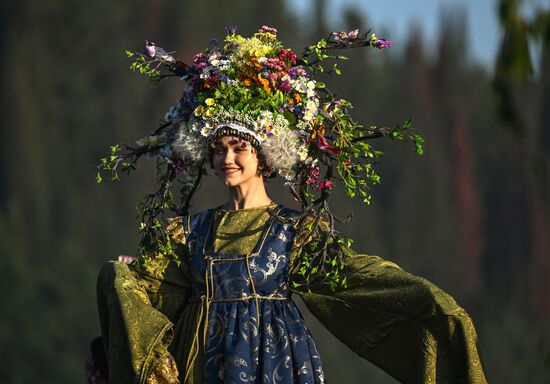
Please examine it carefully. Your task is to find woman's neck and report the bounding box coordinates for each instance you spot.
[225,182,272,210]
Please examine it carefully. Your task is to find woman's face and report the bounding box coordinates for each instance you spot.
[212,135,262,188]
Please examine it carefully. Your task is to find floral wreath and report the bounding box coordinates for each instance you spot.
[98,26,424,290]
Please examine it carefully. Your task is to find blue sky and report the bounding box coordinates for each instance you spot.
[289,0,549,67]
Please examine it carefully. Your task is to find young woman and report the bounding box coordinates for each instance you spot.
[95,26,488,383]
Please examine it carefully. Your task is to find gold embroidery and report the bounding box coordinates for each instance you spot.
[146,355,180,384]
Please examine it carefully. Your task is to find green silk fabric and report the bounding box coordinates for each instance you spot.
[97,206,487,383]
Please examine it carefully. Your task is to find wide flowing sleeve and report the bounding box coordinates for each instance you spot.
[96,217,192,384]
[289,227,487,383]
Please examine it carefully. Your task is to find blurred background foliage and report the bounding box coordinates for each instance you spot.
[0,0,549,382]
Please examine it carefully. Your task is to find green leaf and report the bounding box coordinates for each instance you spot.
[96,172,102,184]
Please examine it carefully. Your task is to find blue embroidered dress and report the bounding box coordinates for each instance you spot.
[183,205,324,383]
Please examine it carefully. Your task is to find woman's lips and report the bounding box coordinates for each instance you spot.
[223,167,241,175]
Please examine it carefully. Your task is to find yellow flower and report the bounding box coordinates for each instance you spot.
[205,98,216,106]
[205,107,216,117]
[194,105,205,116]
[249,46,272,57]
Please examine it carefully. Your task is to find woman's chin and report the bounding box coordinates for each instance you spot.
[219,175,242,187]
[223,179,239,187]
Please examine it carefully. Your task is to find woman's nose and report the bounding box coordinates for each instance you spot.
[223,149,235,164]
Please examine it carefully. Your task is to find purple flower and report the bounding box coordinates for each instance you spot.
[277,102,288,112]
[278,80,292,93]
[287,67,307,79]
[374,39,393,49]
[144,40,174,62]
[144,40,156,58]
[287,67,298,79]
[169,158,184,173]
[225,25,238,35]
[210,38,219,45]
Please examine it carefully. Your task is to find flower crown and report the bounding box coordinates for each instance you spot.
[98,26,424,285]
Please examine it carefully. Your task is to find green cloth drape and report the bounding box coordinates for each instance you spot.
[97,207,487,383]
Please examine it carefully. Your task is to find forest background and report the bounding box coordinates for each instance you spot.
[0,0,549,383]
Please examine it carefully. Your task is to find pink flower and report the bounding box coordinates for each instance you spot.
[332,29,360,42]
[264,58,286,71]
[259,26,278,35]
[374,39,393,49]
[193,52,207,64]
[306,167,320,185]
[316,135,341,157]
[278,49,297,65]
[348,29,359,39]
[317,180,334,190]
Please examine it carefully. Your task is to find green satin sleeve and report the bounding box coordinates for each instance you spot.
[96,217,191,383]
[290,249,488,384]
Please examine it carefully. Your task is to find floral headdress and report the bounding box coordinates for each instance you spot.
[98,26,424,289]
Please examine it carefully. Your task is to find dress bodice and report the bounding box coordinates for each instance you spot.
[183,205,299,301]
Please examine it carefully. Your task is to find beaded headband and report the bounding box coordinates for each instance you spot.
[212,124,261,147]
